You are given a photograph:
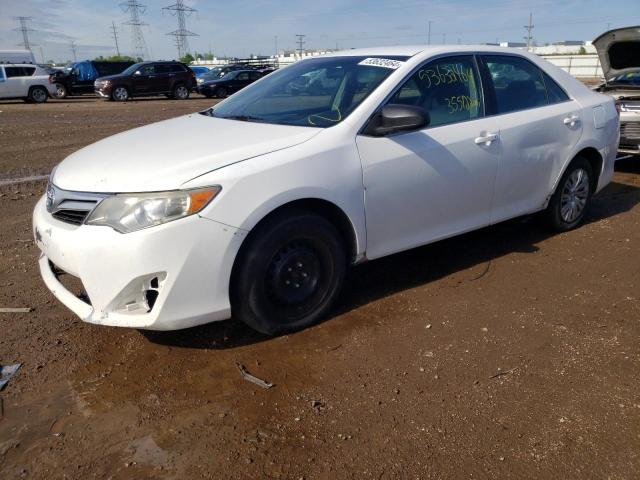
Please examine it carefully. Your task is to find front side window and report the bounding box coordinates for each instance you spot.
[0,67,5,82]
[140,64,155,75]
[482,55,549,114]
[208,56,407,128]
[388,55,483,127]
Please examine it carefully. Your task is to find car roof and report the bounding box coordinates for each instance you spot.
[324,44,535,58]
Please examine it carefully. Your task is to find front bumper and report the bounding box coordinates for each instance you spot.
[619,120,640,155]
[32,196,246,330]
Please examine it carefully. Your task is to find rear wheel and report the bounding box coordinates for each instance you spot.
[543,157,593,231]
[215,87,227,98]
[231,211,346,335]
[173,84,190,100]
[28,86,48,103]
[111,86,129,102]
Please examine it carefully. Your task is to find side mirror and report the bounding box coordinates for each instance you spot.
[363,104,429,137]
[134,70,142,76]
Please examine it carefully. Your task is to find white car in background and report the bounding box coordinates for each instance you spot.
[593,26,640,155]
[0,63,56,103]
[33,46,619,335]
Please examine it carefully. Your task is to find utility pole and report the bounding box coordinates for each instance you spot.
[14,16,36,52]
[274,35,278,57]
[427,20,432,45]
[524,13,534,51]
[120,0,149,61]
[70,40,78,62]
[296,34,306,58]
[442,33,446,44]
[110,21,121,57]
[163,0,198,60]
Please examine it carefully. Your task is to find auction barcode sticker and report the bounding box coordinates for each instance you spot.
[358,58,405,69]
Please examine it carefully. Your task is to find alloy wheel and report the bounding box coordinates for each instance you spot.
[560,168,590,223]
[113,87,128,101]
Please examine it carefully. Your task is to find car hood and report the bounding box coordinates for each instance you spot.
[593,26,640,80]
[53,113,321,193]
[95,74,126,82]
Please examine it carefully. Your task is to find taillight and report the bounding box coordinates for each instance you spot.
[48,74,55,84]
[190,70,195,77]
[615,102,621,115]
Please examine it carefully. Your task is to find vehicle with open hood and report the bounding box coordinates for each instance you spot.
[34,45,618,335]
[593,26,640,155]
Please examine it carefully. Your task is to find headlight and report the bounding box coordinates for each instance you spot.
[618,102,629,112]
[85,187,221,233]
[197,78,204,84]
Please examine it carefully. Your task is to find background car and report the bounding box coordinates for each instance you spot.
[51,60,134,98]
[189,65,210,79]
[197,69,262,98]
[94,61,196,101]
[594,26,640,156]
[0,64,56,103]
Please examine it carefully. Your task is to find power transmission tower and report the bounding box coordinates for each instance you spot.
[110,21,121,57]
[296,34,305,57]
[163,0,198,60]
[70,40,78,62]
[120,0,149,60]
[524,13,534,51]
[14,16,36,51]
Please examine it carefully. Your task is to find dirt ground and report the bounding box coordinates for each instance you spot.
[0,95,639,480]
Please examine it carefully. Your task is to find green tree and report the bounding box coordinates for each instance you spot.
[180,53,195,64]
[578,46,587,55]
[93,54,139,62]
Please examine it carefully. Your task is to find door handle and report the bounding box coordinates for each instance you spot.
[474,132,499,145]
[563,115,580,126]
[148,75,156,78]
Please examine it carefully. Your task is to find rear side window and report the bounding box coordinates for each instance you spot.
[542,72,569,104]
[237,72,250,81]
[388,55,484,128]
[0,68,5,82]
[482,55,549,114]
[249,71,261,81]
[5,67,35,78]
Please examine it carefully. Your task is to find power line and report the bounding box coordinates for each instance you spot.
[296,34,306,57]
[524,12,534,51]
[163,0,198,60]
[14,16,36,51]
[120,0,149,60]
[110,21,121,57]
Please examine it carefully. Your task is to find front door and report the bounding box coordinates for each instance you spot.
[357,55,500,259]
[132,64,157,95]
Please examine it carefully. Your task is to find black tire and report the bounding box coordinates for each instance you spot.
[28,86,48,103]
[216,87,227,98]
[231,210,346,335]
[111,85,129,102]
[173,83,190,100]
[55,83,67,99]
[543,157,594,231]
[203,92,213,98]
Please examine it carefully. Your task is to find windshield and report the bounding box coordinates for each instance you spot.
[205,56,408,128]
[122,62,145,75]
[611,71,640,85]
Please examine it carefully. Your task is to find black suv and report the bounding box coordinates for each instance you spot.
[197,69,263,98]
[94,61,196,101]
[52,60,134,98]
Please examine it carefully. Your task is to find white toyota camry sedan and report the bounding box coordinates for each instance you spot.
[33,46,619,335]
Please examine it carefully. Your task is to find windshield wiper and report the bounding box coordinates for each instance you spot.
[221,115,267,123]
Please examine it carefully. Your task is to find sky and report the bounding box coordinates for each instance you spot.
[1,0,639,63]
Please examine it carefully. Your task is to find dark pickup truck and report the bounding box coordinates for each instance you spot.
[52,60,134,98]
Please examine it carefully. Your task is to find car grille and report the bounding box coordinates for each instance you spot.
[620,122,640,140]
[47,183,108,226]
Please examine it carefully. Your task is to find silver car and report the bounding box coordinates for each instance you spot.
[594,26,640,156]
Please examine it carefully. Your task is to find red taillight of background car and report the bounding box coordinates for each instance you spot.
[48,74,55,84]
[190,70,195,77]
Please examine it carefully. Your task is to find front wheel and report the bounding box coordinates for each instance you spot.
[215,87,227,98]
[111,86,129,102]
[28,86,48,103]
[543,157,593,231]
[231,211,346,335]
[55,83,67,99]
[173,84,190,100]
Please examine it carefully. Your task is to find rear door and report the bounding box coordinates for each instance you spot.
[356,55,501,259]
[478,54,583,222]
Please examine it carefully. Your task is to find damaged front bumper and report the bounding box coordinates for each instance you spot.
[32,196,246,330]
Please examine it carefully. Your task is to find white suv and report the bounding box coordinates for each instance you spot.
[0,64,56,103]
